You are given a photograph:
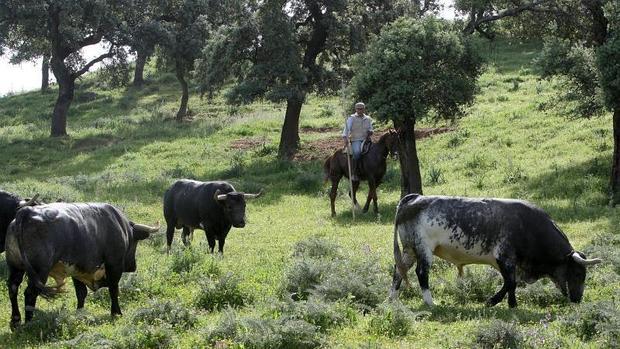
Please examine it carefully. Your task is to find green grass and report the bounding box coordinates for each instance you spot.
[0,39,619,348]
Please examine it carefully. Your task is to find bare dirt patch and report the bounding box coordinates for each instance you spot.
[228,126,454,161]
[229,137,269,150]
[294,126,455,161]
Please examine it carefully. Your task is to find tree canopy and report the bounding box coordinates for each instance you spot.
[197,0,437,159]
[352,16,484,195]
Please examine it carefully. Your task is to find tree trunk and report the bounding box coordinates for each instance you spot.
[41,54,50,92]
[133,50,148,87]
[396,118,423,197]
[611,108,620,205]
[175,62,189,122]
[50,78,75,137]
[278,93,305,160]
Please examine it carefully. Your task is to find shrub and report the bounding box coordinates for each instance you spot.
[473,320,524,349]
[293,170,323,193]
[312,256,388,309]
[55,333,118,349]
[132,299,197,330]
[560,301,620,342]
[119,324,175,349]
[207,312,322,349]
[14,308,95,343]
[282,258,332,301]
[445,268,501,304]
[292,237,340,259]
[282,296,356,332]
[195,272,251,311]
[518,281,566,307]
[169,247,202,274]
[206,309,239,345]
[368,302,430,337]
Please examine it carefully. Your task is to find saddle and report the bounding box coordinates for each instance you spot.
[342,139,372,156]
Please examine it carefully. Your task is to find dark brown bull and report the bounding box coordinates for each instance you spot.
[323,130,398,217]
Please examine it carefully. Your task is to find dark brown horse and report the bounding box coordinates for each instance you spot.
[323,130,398,217]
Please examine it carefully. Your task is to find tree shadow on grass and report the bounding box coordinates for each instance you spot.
[509,156,613,224]
[329,197,400,226]
[413,303,547,324]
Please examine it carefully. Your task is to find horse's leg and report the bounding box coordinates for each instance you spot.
[351,180,361,209]
[363,179,375,213]
[372,182,379,214]
[329,175,341,217]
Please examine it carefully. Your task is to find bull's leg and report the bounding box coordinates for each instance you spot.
[24,280,40,322]
[8,266,25,329]
[181,226,193,247]
[217,237,225,255]
[487,259,517,308]
[415,255,434,306]
[105,265,123,316]
[165,220,176,254]
[72,278,88,309]
[329,176,341,217]
[206,232,216,253]
[389,251,415,300]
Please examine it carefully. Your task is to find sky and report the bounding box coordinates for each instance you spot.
[0,0,457,96]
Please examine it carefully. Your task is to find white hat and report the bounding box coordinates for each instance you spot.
[355,102,365,109]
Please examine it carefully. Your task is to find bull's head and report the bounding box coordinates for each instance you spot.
[214,189,262,228]
[552,251,601,303]
[125,221,160,272]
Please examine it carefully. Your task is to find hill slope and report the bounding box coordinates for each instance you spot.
[0,40,618,348]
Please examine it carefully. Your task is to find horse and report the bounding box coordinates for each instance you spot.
[323,130,398,217]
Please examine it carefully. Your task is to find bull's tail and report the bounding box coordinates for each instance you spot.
[393,222,412,289]
[14,208,59,299]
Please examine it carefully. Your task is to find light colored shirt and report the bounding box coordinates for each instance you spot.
[342,114,373,141]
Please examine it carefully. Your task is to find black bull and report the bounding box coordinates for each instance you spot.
[391,194,602,307]
[0,190,40,253]
[163,180,261,254]
[5,203,159,328]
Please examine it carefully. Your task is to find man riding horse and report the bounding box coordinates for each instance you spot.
[325,103,397,217]
[342,102,374,181]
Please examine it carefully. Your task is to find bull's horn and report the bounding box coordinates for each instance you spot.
[243,189,263,199]
[571,252,602,266]
[133,221,161,234]
[18,194,40,208]
[214,190,227,201]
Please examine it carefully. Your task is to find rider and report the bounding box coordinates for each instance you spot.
[342,102,373,181]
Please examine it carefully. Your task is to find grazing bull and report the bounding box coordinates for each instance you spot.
[0,190,39,253]
[390,194,602,308]
[5,203,159,328]
[163,180,261,254]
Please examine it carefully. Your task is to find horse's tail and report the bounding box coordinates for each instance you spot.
[323,156,331,184]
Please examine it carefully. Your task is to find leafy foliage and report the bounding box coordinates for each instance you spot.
[473,320,524,349]
[352,16,484,125]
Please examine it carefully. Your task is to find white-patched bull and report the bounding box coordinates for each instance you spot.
[390,194,602,308]
[163,180,261,254]
[5,203,159,328]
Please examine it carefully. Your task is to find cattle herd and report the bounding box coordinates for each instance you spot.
[0,175,604,331]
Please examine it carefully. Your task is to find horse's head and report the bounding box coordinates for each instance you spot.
[379,129,399,158]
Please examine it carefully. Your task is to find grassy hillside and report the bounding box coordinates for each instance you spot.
[0,40,619,348]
